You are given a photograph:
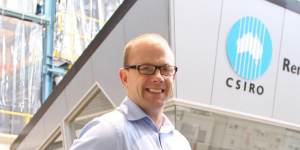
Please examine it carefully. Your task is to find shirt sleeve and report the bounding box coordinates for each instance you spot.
[69,118,121,150]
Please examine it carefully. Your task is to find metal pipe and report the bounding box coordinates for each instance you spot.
[42,0,56,102]
[0,7,49,25]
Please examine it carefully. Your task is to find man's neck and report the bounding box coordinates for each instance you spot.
[147,110,164,129]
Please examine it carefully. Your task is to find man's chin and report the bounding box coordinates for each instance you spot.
[150,98,166,107]
[145,94,165,101]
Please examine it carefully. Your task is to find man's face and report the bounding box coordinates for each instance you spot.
[120,40,175,113]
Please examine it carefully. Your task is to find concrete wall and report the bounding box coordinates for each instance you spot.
[174,0,300,124]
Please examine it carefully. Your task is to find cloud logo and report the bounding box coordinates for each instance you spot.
[227,16,272,80]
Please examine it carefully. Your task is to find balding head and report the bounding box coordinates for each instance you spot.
[123,33,173,67]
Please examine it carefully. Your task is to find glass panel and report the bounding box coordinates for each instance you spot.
[44,132,63,150]
[0,14,43,135]
[0,0,39,15]
[165,105,300,150]
[164,105,176,125]
[69,90,114,140]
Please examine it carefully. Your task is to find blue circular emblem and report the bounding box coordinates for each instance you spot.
[227,16,272,80]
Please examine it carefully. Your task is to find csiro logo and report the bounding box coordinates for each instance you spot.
[227,16,272,80]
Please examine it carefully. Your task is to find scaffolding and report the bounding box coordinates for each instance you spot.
[0,0,123,138]
[53,0,123,64]
[0,9,44,135]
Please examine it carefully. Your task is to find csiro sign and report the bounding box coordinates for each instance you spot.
[225,16,272,95]
[227,16,272,80]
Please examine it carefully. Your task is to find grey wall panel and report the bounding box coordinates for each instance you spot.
[174,0,223,104]
[16,142,27,150]
[65,59,94,111]
[123,0,170,43]
[274,10,300,124]
[43,91,67,136]
[92,21,126,105]
[19,118,45,150]
[211,0,284,117]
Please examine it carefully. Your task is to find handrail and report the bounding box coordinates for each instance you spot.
[166,98,300,132]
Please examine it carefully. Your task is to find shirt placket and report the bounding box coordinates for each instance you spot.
[157,133,164,150]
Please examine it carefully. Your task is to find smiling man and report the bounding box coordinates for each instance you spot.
[70,33,191,150]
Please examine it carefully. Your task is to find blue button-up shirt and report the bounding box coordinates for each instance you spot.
[70,97,191,150]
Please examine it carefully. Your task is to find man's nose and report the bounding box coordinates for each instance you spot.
[151,69,164,82]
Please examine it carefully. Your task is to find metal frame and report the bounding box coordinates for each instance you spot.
[0,3,60,102]
[37,126,63,150]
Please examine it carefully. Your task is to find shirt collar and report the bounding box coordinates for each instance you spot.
[160,114,175,133]
[118,97,148,121]
[117,97,175,133]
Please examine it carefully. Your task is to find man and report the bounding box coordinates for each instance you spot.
[70,33,191,150]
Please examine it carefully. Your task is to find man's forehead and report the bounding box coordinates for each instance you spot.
[131,45,175,64]
[132,35,169,48]
[133,41,173,58]
[125,34,175,64]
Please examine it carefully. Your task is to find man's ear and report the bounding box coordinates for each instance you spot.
[119,68,128,87]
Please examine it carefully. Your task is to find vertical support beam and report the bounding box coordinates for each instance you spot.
[42,0,56,101]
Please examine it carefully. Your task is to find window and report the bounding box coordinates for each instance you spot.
[39,127,63,150]
[63,83,115,148]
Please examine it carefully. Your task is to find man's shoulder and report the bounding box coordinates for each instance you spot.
[76,109,127,139]
[91,110,127,126]
[94,109,126,124]
[70,110,127,149]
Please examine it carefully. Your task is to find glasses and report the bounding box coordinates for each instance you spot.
[124,64,178,76]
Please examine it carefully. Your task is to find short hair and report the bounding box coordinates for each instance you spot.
[123,33,171,66]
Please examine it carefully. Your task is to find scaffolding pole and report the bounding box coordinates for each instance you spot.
[42,0,56,101]
[0,7,49,25]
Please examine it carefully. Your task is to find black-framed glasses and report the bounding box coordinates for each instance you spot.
[124,64,178,76]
